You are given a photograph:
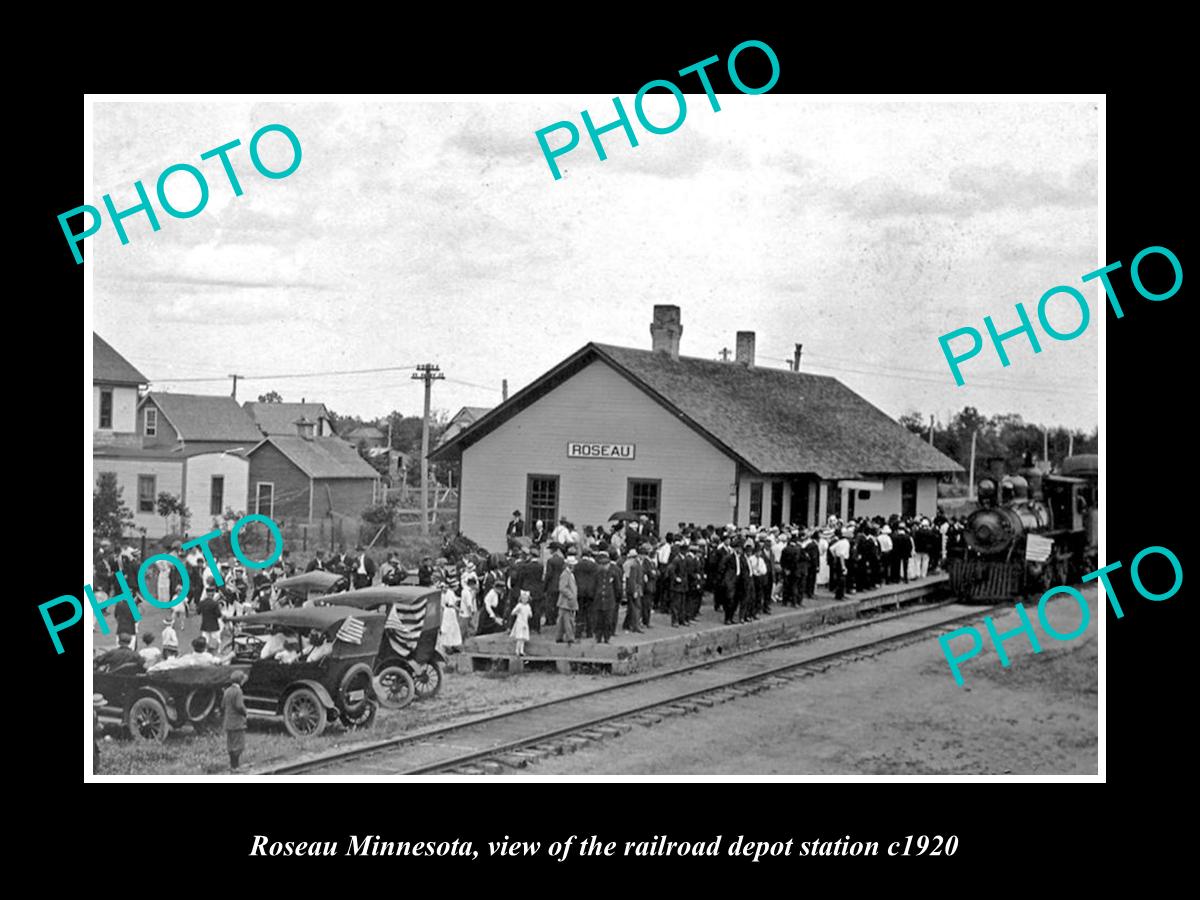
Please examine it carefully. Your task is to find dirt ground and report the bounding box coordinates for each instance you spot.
[532,587,1100,775]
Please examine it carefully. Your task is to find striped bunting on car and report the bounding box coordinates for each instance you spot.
[335,616,366,645]
[384,594,428,659]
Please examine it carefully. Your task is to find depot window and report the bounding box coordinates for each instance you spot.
[526,474,559,531]
[627,478,661,531]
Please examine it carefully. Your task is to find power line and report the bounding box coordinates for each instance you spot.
[150,364,418,384]
[443,377,502,392]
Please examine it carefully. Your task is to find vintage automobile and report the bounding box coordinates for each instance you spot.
[229,605,391,737]
[318,585,445,705]
[94,663,235,743]
[272,570,348,605]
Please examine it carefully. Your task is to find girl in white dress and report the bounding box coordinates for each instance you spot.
[510,590,532,657]
[438,587,463,651]
[459,574,478,640]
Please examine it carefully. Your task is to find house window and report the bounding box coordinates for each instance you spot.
[526,475,559,532]
[99,390,113,429]
[210,475,225,516]
[901,478,918,518]
[858,489,871,500]
[255,482,274,519]
[144,407,158,437]
[137,475,156,513]
[748,482,763,526]
[627,478,661,532]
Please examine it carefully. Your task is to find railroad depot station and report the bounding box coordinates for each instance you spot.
[431,305,961,550]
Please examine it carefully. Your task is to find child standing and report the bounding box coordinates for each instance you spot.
[510,590,532,657]
[223,670,248,772]
[160,618,179,658]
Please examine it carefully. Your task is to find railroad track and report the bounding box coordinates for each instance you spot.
[262,594,1005,776]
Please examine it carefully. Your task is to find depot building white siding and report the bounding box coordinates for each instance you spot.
[458,360,737,548]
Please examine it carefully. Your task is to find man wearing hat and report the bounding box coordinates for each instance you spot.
[351,544,376,590]
[684,543,703,625]
[780,532,802,608]
[802,529,820,601]
[555,553,579,644]
[591,550,621,643]
[829,529,851,600]
[223,670,249,772]
[542,541,566,634]
[621,548,645,634]
[506,509,525,541]
[635,544,655,629]
[663,543,687,627]
[721,541,754,624]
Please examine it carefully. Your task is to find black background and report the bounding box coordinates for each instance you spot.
[22,21,1187,880]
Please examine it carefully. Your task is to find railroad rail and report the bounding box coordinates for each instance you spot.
[261,593,1005,776]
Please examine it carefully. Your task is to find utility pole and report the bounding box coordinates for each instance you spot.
[968,430,978,499]
[229,374,243,400]
[928,414,935,445]
[411,363,444,535]
[502,379,509,401]
[1068,432,1074,457]
[719,348,731,362]
[1043,426,1050,468]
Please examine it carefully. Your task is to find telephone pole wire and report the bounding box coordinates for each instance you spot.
[412,363,445,535]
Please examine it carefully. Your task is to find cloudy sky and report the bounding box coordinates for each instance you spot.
[91,98,1099,431]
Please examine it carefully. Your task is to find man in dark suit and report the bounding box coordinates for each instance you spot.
[802,531,821,599]
[541,542,566,633]
[684,544,703,624]
[720,542,753,625]
[350,545,376,590]
[305,550,326,572]
[780,533,802,607]
[574,550,599,639]
[513,550,545,633]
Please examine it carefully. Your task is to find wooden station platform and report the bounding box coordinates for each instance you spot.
[451,574,949,675]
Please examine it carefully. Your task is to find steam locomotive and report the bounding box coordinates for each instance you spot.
[948,455,1097,603]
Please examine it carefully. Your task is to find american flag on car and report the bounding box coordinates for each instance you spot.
[335,616,366,645]
[385,594,429,659]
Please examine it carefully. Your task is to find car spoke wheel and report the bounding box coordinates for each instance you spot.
[341,701,377,730]
[128,696,169,743]
[283,687,327,738]
[411,661,443,700]
[373,665,415,710]
[337,663,375,717]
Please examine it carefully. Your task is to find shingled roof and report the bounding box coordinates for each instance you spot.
[144,393,264,443]
[243,401,334,436]
[431,343,962,480]
[93,334,148,386]
[254,435,381,480]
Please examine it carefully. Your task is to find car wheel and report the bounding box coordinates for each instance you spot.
[373,665,415,710]
[282,687,327,738]
[341,701,377,730]
[411,660,443,700]
[337,662,375,718]
[127,696,170,743]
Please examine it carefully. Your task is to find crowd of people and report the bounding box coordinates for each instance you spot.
[91,509,970,663]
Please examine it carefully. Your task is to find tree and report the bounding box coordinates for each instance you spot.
[897,410,927,436]
[155,492,191,536]
[94,473,134,544]
[257,390,283,403]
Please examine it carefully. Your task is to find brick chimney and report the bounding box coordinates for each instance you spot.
[792,343,803,371]
[295,416,316,441]
[735,331,756,367]
[650,305,682,360]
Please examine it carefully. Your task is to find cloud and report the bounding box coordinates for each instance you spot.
[837,161,1097,220]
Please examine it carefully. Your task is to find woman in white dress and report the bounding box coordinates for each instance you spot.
[817,530,831,587]
[438,587,463,651]
[459,574,478,640]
